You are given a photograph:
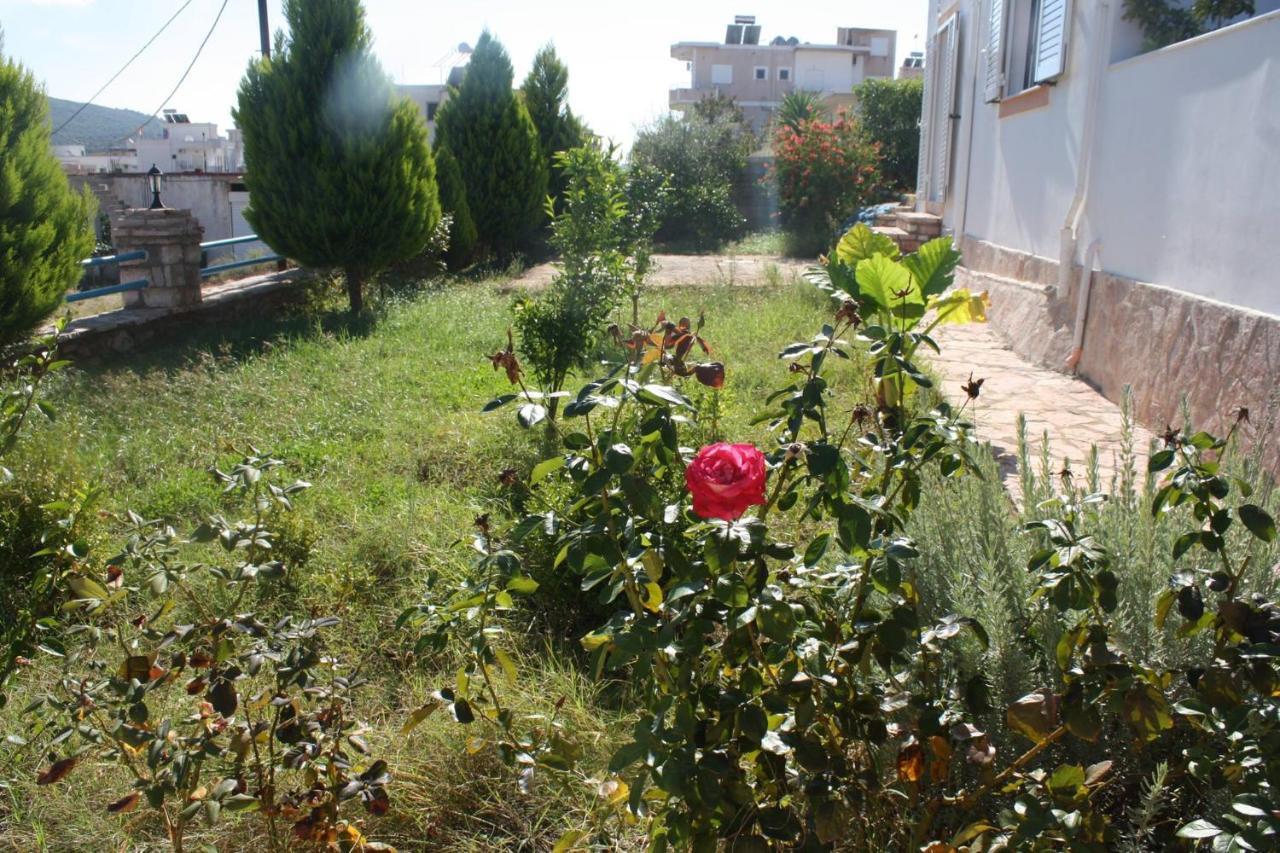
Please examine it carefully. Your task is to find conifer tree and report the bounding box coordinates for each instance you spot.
[0,50,95,346]
[234,0,439,312]
[522,44,587,209]
[434,31,547,260]
[433,145,476,270]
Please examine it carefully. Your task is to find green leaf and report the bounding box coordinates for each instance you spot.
[530,456,565,484]
[552,829,587,853]
[834,222,900,265]
[1176,819,1223,840]
[1238,504,1276,543]
[803,534,830,568]
[1148,448,1175,472]
[506,575,539,595]
[854,253,915,314]
[483,394,518,412]
[517,403,547,428]
[927,288,989,326]
[401,704,438,734]
[901,236,960,298]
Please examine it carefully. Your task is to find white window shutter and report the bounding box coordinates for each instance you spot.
[984,0,1007,103]
[933,17,960,202]
[1034,0,1072,83]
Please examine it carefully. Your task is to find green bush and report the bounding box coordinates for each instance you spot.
[234,0,439,313]
[855,77,923,193]
[522,44,589,213]
[435,31,548,262]
[433,146,477,271]
[629,99,753,249]
[0,55,95,346]
[512,143,654,413]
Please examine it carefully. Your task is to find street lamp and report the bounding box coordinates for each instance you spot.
[147,163,165,209]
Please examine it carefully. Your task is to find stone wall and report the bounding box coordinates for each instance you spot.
[56,271,308,365]
[957,236,1280,471]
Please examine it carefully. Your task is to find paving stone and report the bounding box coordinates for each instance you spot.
[928,322,1154,503]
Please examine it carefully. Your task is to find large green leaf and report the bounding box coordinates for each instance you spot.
[835,222,900,264]
[855,253,918,317]
[901,236,961,299]
[928,288,990,326]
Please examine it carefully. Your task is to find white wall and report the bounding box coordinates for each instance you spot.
[1089,11,1280,313]
[932,4,1280,316]
[794,50,856,94]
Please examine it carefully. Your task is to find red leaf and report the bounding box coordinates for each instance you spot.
[37,756,77,785]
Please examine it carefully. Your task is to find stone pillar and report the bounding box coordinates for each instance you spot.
[113,208,204,310]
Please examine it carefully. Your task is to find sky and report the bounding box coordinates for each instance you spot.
[0,0,928,148]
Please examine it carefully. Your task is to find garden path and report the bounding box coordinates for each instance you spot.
[512,253,811,290]
[513,254,1153,500]
[929,322,1154,501]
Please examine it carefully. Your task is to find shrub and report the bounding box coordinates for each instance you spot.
[418,221,1280,850]
[234,0,439,313]
[433,146,477,271]
[510,143,655,415]
[629,101,753,249]
[522,44,589,212]
[0,55,95,346]
[772,113,882,256]
[435,31,548,261]
[775,90,825,133]
[854,77,923,193]
[22,451,392,851]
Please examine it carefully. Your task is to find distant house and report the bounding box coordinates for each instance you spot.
[133,110,243,173]
[670,15,899,133]
[396,85,448,144]
[915,1,1280,462]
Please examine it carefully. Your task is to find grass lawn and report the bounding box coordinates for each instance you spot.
[0,276,866,850]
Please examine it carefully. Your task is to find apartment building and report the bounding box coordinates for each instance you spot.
[397,65,467,144]
[134,110,243,174]
[670,16,898,132]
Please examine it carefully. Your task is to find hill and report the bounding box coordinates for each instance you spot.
[48,97,160,151]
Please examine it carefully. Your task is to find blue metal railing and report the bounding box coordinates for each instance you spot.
[81,249,146,269]
[67,278,149,303]
[71,249,149,303]
[198,234,283,279]
[70,234,286,306]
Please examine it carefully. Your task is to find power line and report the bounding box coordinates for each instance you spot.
[127,0,231,148]
[51,0,197,140]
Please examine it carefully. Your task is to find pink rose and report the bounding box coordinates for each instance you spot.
[685,443,767,521]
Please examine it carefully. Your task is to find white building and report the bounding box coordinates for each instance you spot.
[671,16,899,133]
[133,110,244,174]
[55,143,139,175]
[916,1,1280,465]
[395,84,450,144]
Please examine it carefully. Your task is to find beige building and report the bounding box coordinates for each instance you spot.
[670,16,898,132]
[396,84,449,144]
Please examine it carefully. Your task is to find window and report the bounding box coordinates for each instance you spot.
[426,101,438,121]
[754,66,768,80]
[984,0,1071,102]
[711,64,733,85]
[778,67,791,81]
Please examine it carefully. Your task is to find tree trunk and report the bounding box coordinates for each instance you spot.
[345,268,363,313]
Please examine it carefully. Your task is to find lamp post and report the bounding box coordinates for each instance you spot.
[147,164,165,210]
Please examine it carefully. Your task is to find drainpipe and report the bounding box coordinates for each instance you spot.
[1066,239,1101,372]
[1059,1,1114,368]
[955,1,985,241]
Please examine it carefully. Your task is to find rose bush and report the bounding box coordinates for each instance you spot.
[402,222,1280,852]
[685,442,766,521]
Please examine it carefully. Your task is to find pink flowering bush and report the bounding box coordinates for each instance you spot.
[771,112,882,256]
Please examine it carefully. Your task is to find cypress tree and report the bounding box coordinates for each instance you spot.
[434,31,547,260]
[522,44,587,209]
[0,51,95,346]
[234,0,439,312]
[433,146,476,271]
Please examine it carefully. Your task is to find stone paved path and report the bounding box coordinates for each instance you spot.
[515,253,1151,500]
[930,323,1153,500]
[511,253,812,290]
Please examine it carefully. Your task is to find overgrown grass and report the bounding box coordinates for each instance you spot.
[0,277,851,849]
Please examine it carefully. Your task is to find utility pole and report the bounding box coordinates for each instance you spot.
[257,0,271,59]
